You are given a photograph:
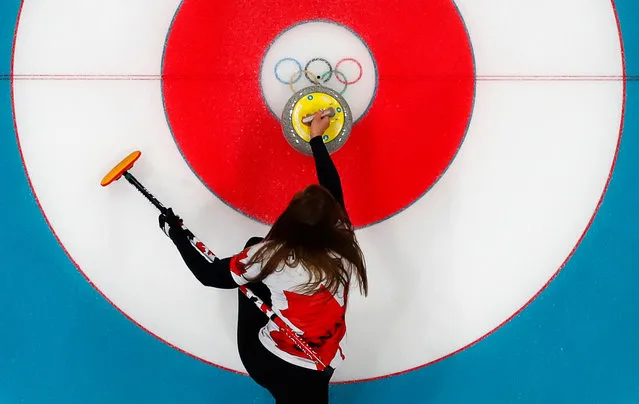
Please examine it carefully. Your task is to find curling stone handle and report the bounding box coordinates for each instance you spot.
[302,107,336,125]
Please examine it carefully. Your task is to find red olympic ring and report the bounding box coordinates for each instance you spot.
[334,58,363,85]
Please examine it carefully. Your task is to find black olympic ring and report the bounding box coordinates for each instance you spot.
[304,58,333,83]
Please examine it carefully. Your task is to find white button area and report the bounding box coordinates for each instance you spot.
[260,20,378,122]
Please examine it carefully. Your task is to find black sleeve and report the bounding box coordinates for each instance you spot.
[310,136,345,210]
[168,228,238,289]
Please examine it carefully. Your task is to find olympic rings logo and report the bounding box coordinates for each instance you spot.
[273,57,363,94]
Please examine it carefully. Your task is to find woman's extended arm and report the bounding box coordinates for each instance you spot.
[308,112,346,210]
[159,209,237,289]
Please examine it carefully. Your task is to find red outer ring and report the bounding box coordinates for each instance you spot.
[161,0,476,228]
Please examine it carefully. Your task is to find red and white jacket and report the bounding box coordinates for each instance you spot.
[230,241,349,371]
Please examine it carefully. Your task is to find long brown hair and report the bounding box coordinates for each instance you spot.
[245,184,368,296]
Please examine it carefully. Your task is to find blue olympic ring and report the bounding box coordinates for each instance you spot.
[274,57,303,85]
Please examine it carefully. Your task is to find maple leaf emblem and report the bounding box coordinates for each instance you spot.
[269,285,346,368]
[230,248,250,276]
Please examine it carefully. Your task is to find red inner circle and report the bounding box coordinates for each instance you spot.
[162,0,475,228]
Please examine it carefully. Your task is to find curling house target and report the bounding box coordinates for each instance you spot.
[3,2,637,402]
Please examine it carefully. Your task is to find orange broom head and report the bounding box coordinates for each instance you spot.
[100,150,141,186]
